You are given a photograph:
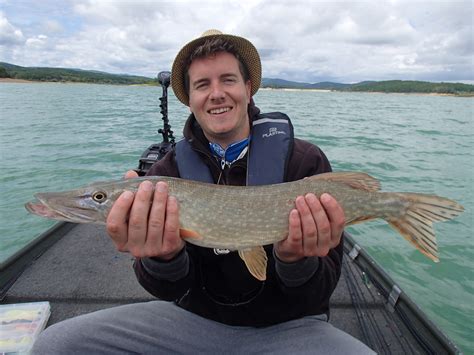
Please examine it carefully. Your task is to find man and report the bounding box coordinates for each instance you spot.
[32,30,374,354]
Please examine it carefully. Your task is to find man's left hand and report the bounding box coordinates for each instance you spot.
[274,193,345,263]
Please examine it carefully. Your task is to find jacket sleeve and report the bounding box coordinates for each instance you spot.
[276,139,344,304]
[132,150,196,301]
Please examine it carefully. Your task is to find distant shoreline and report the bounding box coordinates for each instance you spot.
[0,78,154,87]
[0,78,36,83]
[258,87,469,97]
[2,62,472,96]
[260,87,333,93]
[2,78,471,97]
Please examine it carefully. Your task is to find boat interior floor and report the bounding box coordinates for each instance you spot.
[2,224,444,354]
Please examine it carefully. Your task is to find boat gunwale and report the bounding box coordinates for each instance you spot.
[343,233,460,354]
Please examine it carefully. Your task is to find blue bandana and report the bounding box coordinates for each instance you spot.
[209,138,249,168]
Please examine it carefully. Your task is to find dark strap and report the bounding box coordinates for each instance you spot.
[175,138,214,183]
[247,113,293,186]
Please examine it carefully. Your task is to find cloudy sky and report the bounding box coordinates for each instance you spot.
[0,0,472,83]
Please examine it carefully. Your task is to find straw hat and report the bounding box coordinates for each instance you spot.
[171,29,262,106]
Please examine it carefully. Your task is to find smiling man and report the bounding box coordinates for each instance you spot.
[187,51,251,147]
[32,30,374,354]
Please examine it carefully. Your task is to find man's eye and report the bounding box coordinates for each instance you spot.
[194,83,208,90]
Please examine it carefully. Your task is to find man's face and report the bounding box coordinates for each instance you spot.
[188,51,252,148]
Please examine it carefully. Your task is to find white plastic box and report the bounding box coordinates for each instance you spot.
[0,302,51,354]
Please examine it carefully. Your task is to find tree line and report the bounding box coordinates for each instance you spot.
[346,80,473,95]
[0,62,157,85]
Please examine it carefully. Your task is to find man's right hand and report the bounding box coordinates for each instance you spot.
[106,170,185,260]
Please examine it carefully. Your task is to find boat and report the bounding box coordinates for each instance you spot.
[0,72,461,354]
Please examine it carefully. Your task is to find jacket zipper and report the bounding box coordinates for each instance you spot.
[189,146,247,186]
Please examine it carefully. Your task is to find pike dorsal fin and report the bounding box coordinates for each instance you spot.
[306,172,381,192]
[238,246,268,281]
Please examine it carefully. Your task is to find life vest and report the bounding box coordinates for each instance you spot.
[175,112,294,186]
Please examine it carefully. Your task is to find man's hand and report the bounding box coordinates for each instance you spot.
[106,170,185,260]
[274,193,345,263]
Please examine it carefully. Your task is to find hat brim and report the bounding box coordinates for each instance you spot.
[171,32,261,106]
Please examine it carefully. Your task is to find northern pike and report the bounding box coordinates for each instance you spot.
[25,172,464,280]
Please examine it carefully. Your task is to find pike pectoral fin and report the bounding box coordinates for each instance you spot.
[238,246,268,281]
[306,172,381,192]
[180,228,203,240]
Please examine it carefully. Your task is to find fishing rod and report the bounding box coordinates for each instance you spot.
[136,70,175,176]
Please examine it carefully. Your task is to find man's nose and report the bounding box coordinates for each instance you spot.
[209,83,225,100]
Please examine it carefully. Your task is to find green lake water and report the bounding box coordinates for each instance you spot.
[0,83,472,352]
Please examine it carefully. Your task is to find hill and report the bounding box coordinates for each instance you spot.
[347,80,473,95]
[261,77,473,95]
[0,62,156,85]
[262,78,351,90]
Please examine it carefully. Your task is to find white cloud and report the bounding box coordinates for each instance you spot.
[0,11,24,46]
[25,34,48,48]
[0,0,472,82]
[43,20,63,33]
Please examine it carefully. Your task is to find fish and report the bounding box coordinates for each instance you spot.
[25,172,464,281]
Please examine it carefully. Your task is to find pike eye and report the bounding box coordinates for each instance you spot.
[92,191,107,203]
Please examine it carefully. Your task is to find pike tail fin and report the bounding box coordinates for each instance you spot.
[388,193,464,262]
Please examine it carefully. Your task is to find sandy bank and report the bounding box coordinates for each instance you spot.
[260,87,333,92]
[0,78,36,83]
